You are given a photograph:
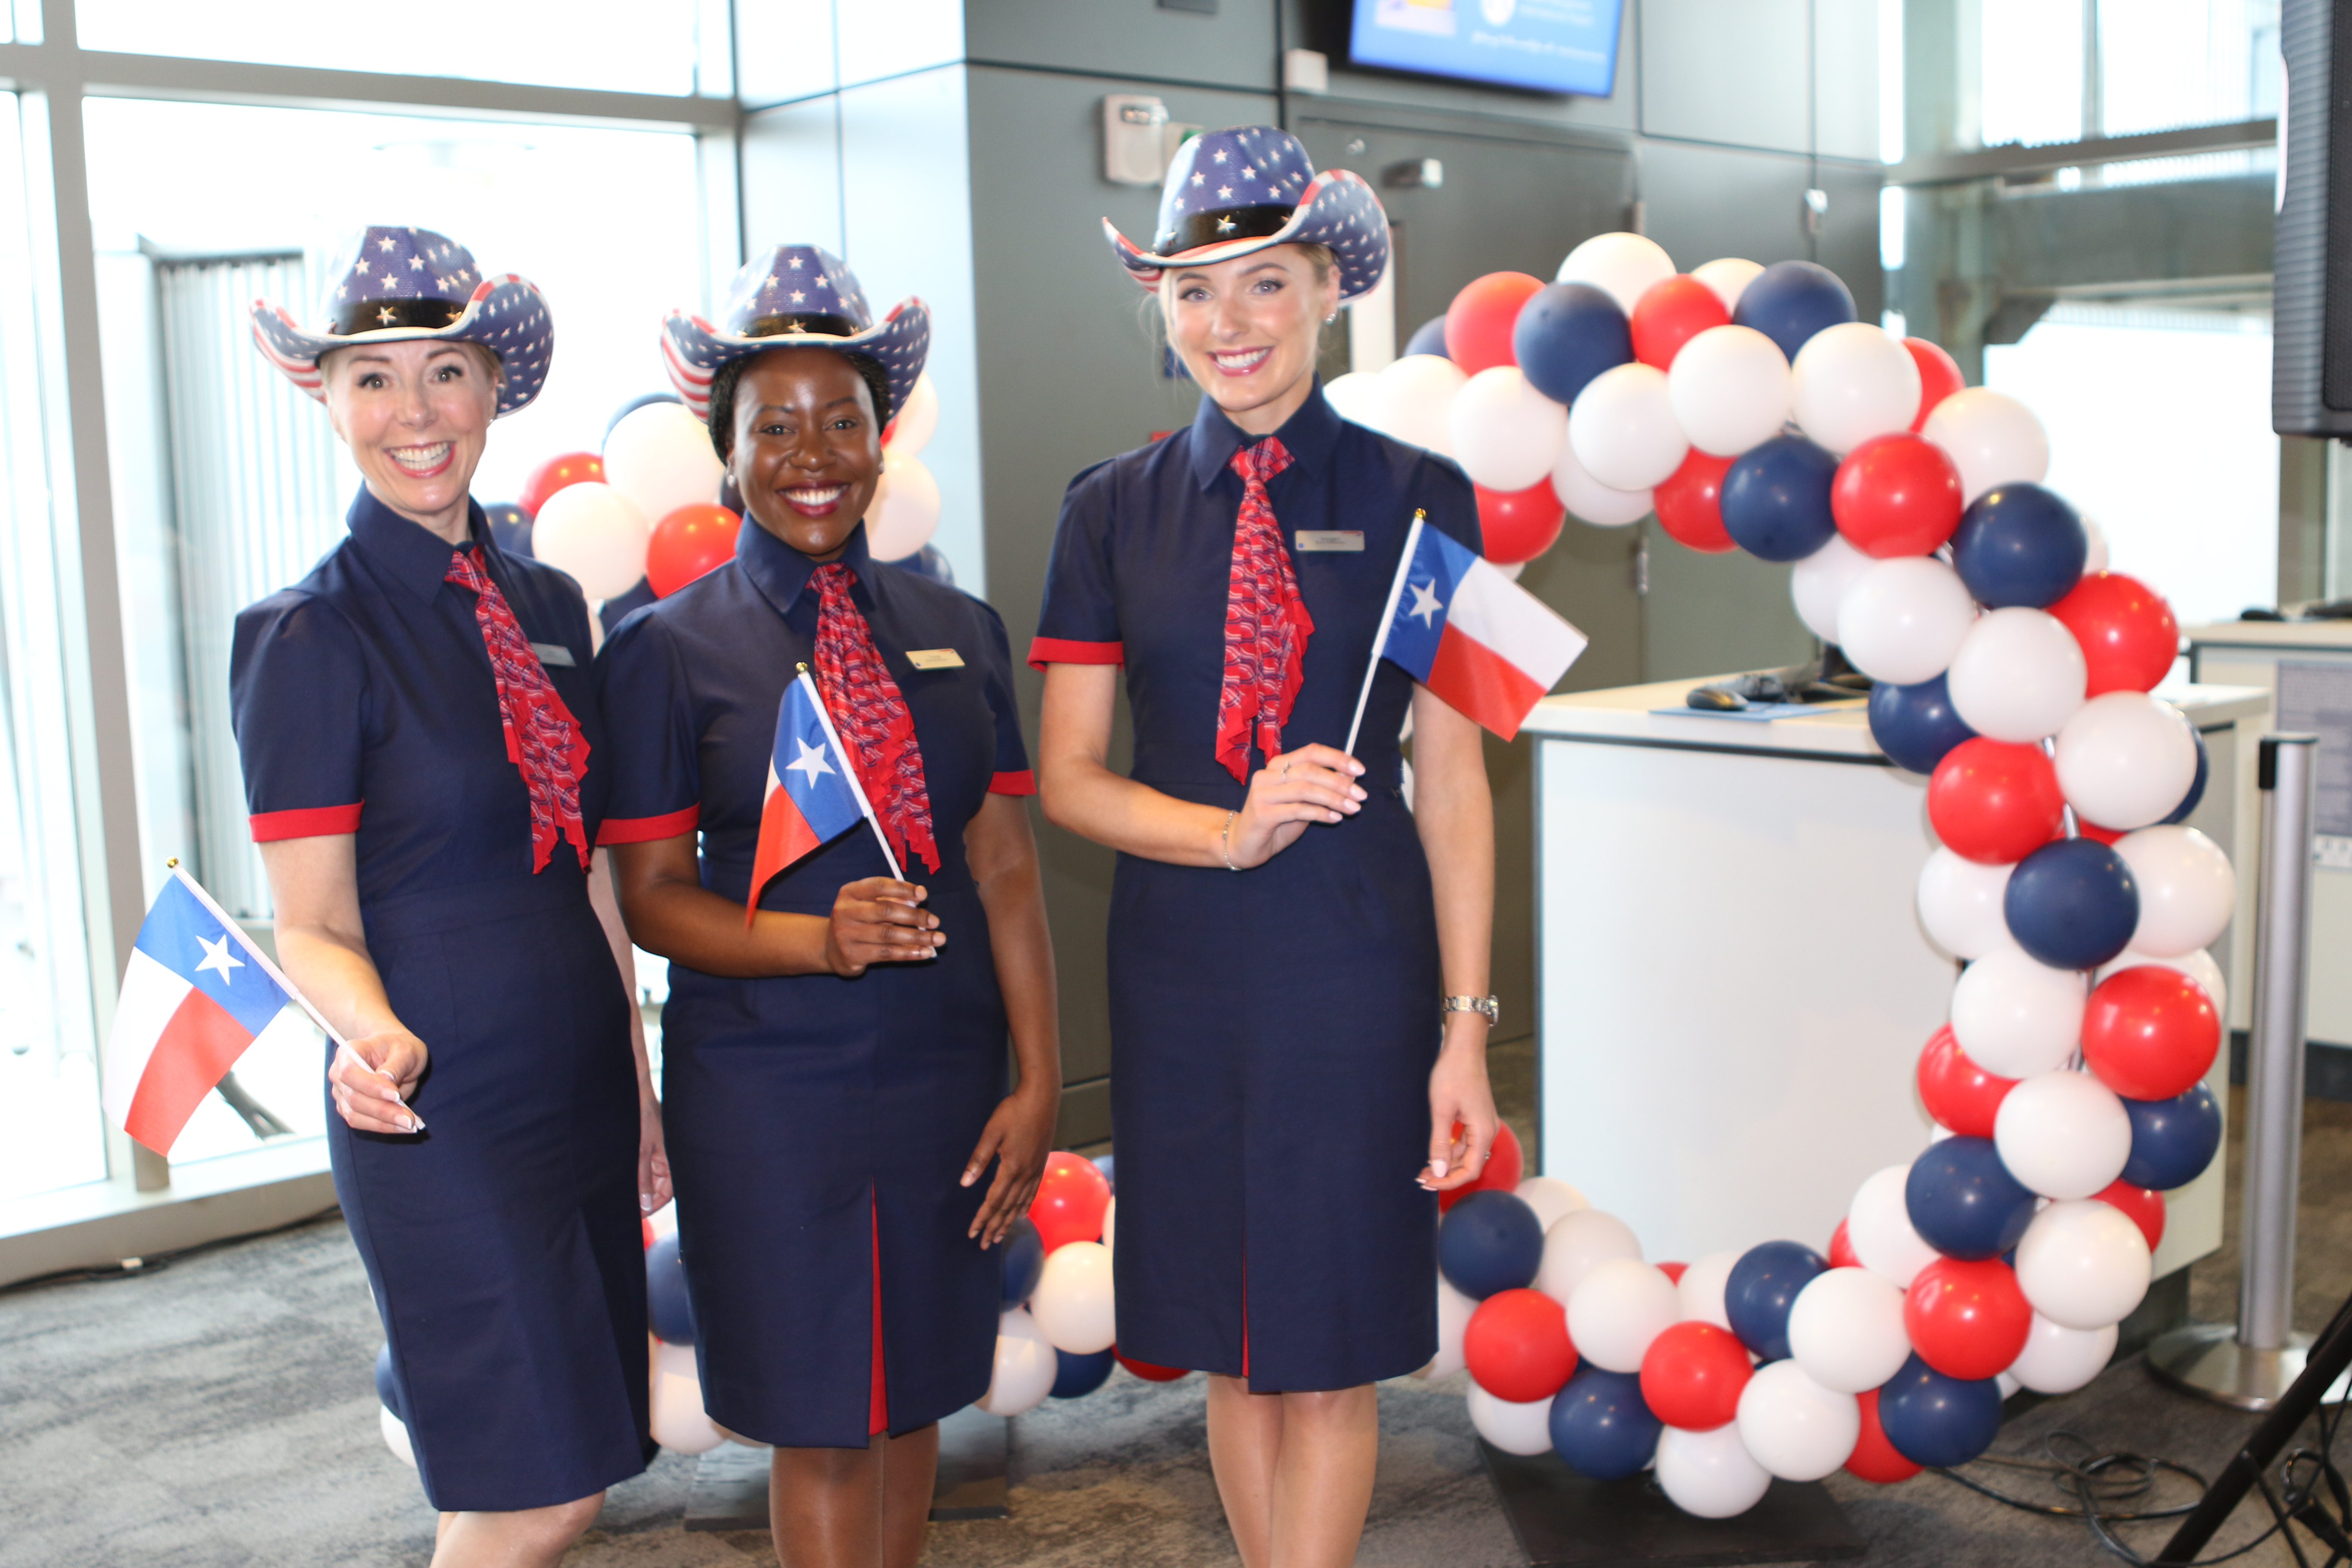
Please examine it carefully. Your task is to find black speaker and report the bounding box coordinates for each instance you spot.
[2277,0,2352,436]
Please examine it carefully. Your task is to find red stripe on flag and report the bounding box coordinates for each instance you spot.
[1427,627,1547,742]
[745,783,823,927]
[122,987,259,1154]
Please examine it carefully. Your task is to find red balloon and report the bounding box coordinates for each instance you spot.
[1904,338,1966,432]
[1439,1120,1526,1213]
[2094,1179,2168,1252]
[1028,1152,1112,1253]
[1639,1321,1754,1431]
[2048,572,2181,696]
[519,450,605,518]
[1465,1287,1579,1403]
[1827,1219,1860,1270]
[1653,448,1737,553]
[1658,1261,1689,1284]
[1445,272,1547,376]
[1917,1024,2019,1139]
[1847,1388,1924,1483]
[1475,481,1567,566]
[1904,1256,2032,1381]
[1115,1348,1190,1382]
[1629,276,1730,371]
[2082,965,2221,1100]
[646,504,741,598]
[2076,819,2125,845]
[1831,434,1963,558]
[1926,738,2067,865]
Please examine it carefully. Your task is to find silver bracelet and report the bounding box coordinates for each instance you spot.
[1220,810,1240,871]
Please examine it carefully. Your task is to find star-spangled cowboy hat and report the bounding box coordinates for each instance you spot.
[1104,125,1390,301]
[250,226,551,417]
[660,244,929,436]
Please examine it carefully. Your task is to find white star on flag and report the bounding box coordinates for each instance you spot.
[194,932,245,982]
[1408,579,1444,626]
[785,737,835,783]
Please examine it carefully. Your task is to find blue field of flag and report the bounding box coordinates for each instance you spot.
[1383,524,1479,681]
[773,678,865,843]
[131,876,288,1038]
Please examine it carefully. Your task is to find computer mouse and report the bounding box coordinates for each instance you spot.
[1686,686,1747,711]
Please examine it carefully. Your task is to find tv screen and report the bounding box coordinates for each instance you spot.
[1347,0,1623,96]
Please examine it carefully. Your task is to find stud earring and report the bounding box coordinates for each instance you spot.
[1324,312,1338,324]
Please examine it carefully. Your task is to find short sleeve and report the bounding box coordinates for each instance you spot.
[969,599,1035,795]
[591,609,703,844]
[1029,462,1125,670]
[1417,453,1484,559]
[230,592,368,841]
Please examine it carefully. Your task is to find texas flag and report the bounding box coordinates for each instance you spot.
[746,670,899,923]
[1350,517,1590,748]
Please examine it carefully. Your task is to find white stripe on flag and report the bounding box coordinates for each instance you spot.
[1451,556,1591,689]
[103,948,196,1126]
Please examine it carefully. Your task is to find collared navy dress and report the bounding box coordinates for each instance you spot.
[1032,383,1480,1391]
[230,489,649,1512]
[594,519,1034,1449]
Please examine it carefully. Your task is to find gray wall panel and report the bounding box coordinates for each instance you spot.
[1638,0,1811,153]
[1813,0,1881,162]
[738,0,837,108]
[741,97,846,256]
[966,0,1281,91]
[1642,532,1815,681]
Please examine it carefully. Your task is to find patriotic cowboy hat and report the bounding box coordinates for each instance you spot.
[1104,125,1390,301]
[250,226,551,417]
[660,244,929,434]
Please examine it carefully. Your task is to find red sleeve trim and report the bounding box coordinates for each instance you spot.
[249,804,362,842]
[595,805,701,845]
[989,769,1038,796]
[1028,637,1124,671]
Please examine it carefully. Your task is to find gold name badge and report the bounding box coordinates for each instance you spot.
[905,648,965,670]
[1295,530,1365,552]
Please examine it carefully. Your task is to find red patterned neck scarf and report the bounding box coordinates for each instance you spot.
[1216,436,1314,783]
[444,547,590,873]
[812,562,940,876]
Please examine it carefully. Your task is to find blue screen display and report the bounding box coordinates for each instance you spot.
[1347,0,1623,96]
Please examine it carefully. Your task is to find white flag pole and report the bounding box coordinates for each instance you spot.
[797,667,907,884]
[169,864,349,1049]
[1344,510,1426,758]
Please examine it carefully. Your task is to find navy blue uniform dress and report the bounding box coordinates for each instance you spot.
[230,489,649,1511]
[594,519,1033,1449]
[1033,383,1480,1391]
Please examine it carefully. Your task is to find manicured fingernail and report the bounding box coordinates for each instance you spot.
[962,1169,978,1186]
[1432,1158,1450,1178]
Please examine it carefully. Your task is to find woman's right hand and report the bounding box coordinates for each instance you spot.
[823,877,943,976]
[329,1031,429,1135]
[1225,743,1367,868]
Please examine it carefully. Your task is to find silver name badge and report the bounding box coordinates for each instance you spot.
[530,642,577,668]
[905,648,965,670]
[1295,530,1365,552]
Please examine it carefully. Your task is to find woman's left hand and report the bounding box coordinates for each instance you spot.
[638,1093,674,1214]
[962,1083,1058,1248]
[1420,1017,1498,1193]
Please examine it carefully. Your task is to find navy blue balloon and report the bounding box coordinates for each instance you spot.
[2122,1081,2223,1190]
[1436,1190,1544,1300]
[1878,1353,2005,1467]
[1724,1240,1828,1362]
[1512,282,1633,407]
[1905,1137,2037,1261]
[485,501,533,558]
[1949,484,2089,609]
[1721,435,1840,562]
[906,542,957,587]
[2161,728,2210,825]
[1050,1345,1117,1399]
[605,389,683,444]
[1091,1153,1116,1191]
[1000,1216,1045,1306]
[600,577,657,637]
[647,1232,698,1346]
[2004,837,2140,971]
[1403,314,1451,359]
[1547,1366,1663,1479]
[374,1342,406,1421]
[1731,260,1856,361]
[1868,672,1978,774]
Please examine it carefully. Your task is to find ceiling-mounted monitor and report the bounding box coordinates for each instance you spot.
[1347,0,1623,96]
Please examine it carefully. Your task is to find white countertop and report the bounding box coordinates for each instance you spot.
[2185,620,2352,651]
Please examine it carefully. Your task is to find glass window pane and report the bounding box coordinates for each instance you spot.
[2100,0,2282,139]
[1979,0,2083,148]
[75,0,700,96]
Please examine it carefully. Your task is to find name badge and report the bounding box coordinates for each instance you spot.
[1294,530,1364,552]
[905,648,965,670]
[530,641,577,668]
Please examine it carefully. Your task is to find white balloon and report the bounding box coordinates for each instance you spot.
[1515,1176,1591,1233]
[1945,608,2088,743]
[1468,1384,1557,1456]
[1569,363,1687,491]
[651,1339,724,1454]
[2098,946,2225,1020]
[1994,1070,2133,1200]
[1552,436,1654,527]
[1786,1267,1912,1394]
[1790,322,1923,456]
[1918,848,2016,961]
[1690,257,1766,315]
[603,401,726,523]
[532,482,651,600]
[867,453,940,562]
[976,1308,1059,1416]
[1372,353,1467,454]
[1668,325,1792,458]
[2081,514,2111,575]
[2056,694,2199,832]
[1736,1360,1862,1482]
[1537,1208,1643,1305]
[1568,1258,1683,1373]
[1656,1422,1774,1518]
[1998,1371,2023,1400]
[2008,1313,2119,1394]
[2013,1200,2152,1331]
[1791,533,1874,643]
[2114,826,2237,957]
[1676,1250,1740,1332]
[1838,555,1979,685]
[1450,366,1570,491]
[1949,946,2089,1079]
[1922,387,2051,504]
[1847,1165,1940,1288]
[1030,1240,1115,1354]
[886,371,939,456]
[1556,231,1677,314]
[1420,1275,1479,1379]
[1323,370,1390,429]
[380,1404,416,1468]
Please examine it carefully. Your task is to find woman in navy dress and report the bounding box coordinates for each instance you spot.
[1033,129,1501,1567]
[234,227,661,1566]
[597,245,1059,1568]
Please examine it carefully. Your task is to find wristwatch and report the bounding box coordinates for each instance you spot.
[1442,995,1501,1026]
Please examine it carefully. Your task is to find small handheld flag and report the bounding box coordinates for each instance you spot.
[1344,513,1589,753]
[746,668,903,923]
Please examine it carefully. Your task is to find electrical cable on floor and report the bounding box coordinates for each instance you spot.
[0,1203,343,1298]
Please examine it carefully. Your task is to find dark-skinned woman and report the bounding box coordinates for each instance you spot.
[597,245,1060,1568]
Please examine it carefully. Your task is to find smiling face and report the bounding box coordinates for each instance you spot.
[1161,243,1341,437]
[729,347,884,561]
[319,339,501,544]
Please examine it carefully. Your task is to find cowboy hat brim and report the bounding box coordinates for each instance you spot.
[1105,169,1390,301]
[249,273,552,418]
[660,298,931,428]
